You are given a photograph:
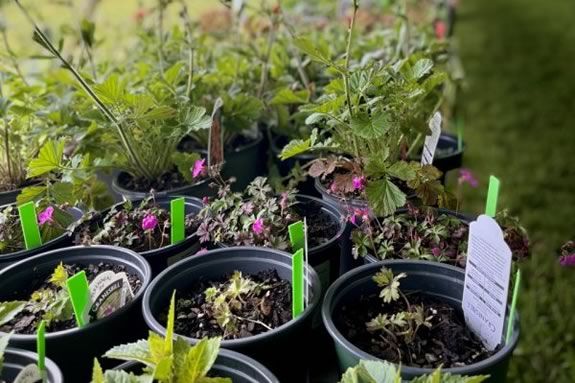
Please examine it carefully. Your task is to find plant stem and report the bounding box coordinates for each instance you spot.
[343,1,359,159]
[257,8,277,99]
[179,0,194,100]
[0,85,13,186]
[157,0,166,74]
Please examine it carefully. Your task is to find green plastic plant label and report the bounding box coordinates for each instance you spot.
[288,221,305,251]
[485,175,500,217]
[17,202,42,250]
[170,197,185,245]
[506,269,521,344]
[88,271,134,321]
[462,215,512,351]
[66,271,91,327]
[421,112,442,165]
[292,248,304,318]
[36,320,45,372]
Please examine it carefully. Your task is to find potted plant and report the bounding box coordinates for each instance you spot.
[196,176,351,287]
[0,245,152,381]
[322,260,519,381]
[92,293,279,383]
[351,204,530,266]
[142,247,320,382]
[71,195,203,276]
[0,333,63,383]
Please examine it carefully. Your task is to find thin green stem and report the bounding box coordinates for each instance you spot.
[343,2,359,159]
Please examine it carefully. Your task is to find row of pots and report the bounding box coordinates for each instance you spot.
[0,244,519,383]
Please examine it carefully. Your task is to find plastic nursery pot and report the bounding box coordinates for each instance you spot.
[0,245,152,382]
[0,188,21,206]
[72,196,203,277]
[322,260,520,382]
[0,205,83,271]
[314,177,370,216]
[363,208,474,265]
[269,131,319,197]
[1,348,63,383]
[112,171,212,201]
[142,246,321,382]
[116,348,279,383]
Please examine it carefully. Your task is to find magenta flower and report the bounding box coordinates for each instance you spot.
[352,176,366,191]
[559,254,575,267]
[434,20,447,40]
[192,158,206,178]
[141,214,158,231]
[38,206,54,225]
[196,248,209,255]
[349,214,357,225]
[252,218,264,235]
[458,168,479,188]
[431,247,442,257]
[202,196,210,205]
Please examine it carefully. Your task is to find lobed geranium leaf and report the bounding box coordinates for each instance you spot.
[27,140,65,178]
[366,178,406,217]
[411,58,434,80]
[350,112,391,139]
[293,36,333,67]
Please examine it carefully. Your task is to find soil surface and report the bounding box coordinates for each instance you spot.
[166,269,292,340]
[0,262,142,334]
[118,168,205,193]
[293,199,339,248]
[337,292,495,368]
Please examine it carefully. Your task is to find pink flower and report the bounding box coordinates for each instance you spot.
[559,254,575,267]
[458,168,478,188]
[431,247,442,257]
[349,214,357,225]
[202,196,210,205]
[192,159,206,179]
[38,206,54,225]
[142,214,158,231]
[133,8,148,23]
[352,176,366,191]
[196,248,209,255]
[329,182,337,193]
[252,218,264,235]
[434,20,447,40]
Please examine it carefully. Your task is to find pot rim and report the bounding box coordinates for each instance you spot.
[3,347,64,383]
[0,245,152,341]
[112,171,211,196]
[322,259,520,376]
[142,246,321,348]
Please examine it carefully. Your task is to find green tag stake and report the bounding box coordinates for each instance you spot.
[37,320,46,373]
[18,201,42,250]
[170,197,185,245]
[485,175,500,217]
[506,270,521,344]
[66,271,90,328]
[292,248,304,318]
[288,221,305,251]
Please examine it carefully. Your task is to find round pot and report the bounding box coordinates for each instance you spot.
[112,171,212,201]
[363,208,474,265]
[116,348,279,383]
[314,177,370,216]
[322,260,520,381]
[142,246,321,382]
[0,245,152,382]
[0,206,83,271]
[1,348,63,383]
[269,131,319,197]
[72,196,203,277]
[0,188,21,206]
[431,133,464,180]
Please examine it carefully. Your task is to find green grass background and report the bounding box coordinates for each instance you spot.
[2,0,575,381]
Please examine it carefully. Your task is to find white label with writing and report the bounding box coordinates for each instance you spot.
[88,271,134,321]
[421,112,442,165]
[462,215,512,350]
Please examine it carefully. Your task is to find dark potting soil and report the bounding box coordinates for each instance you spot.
[118,168,206,193]
[0,262,142,335]
[165,269,292,340]
[293,199,339,248]
[337,293,495,369]
[178,133,256,154]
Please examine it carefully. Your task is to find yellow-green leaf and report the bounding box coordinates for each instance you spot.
[27,140,65,178]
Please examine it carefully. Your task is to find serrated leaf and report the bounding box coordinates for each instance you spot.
[387,161,417,181]
[293,36,332,67]
[153,356,173,382]
[411,59,433,80]
[305,112,327,125]
[339,360,400,383]
[51,182,75,205]
[17,186,47,205]
[103,370,153,383]
[0,301,26,326]
[172,152,201,183]
[279,138,310,160]
[270,88,309,105]
[176,338,221,383]
[91,359,105,383]
[27,140,65,178]
[104,339,154,367]
[140,106,176,121]
[350,112,391,139]
[94,75,125,105]
[164,62,185,86]
[366,178,406,216]
[182,106,211,133]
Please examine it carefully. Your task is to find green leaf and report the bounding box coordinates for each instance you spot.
[27,140,65,178]
[140,106,176,121]
[172,152,201,183]
[164,62,185,86]
[104,339,155,367]
[410,367,489,383]
[366,178,407,216]
[279,138,311,160]
[198,378,233,383]
[411,59,434,80]
[165,292,176,355]
[387,161,417,181]
[350,112,391,139]
[103,370,153,383]
[178,338,221,382]
[80,19,96,48]
[91,359,105,383]
[0,332,10,372]
[51,182,75,205]
[270,88,310,105]
[293,36,333,67]
[182,106,211,133]
[339,360,401,383]
[153,356,173,382]
[17,186,48,205]
[94,74,125,105]
[0,301,26,326]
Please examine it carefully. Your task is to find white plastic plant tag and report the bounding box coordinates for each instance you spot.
[13,364,42,383]
[462,215,512,351]
[88,271,134,321]
[421,112,442,165]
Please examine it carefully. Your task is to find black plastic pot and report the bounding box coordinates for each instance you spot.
[269,132,319,196]
[314,177,370,216]
[410,133,464,184]
[363,208,474,265]
[142,247,321,382]
[1,348,63,383]
[0,245,152,382]
[322,260,520,381]
[112,171,212,201]
[0,188,20,206]
[0,206,83,271]
[72,196,203,276]
[116,348,279,383]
